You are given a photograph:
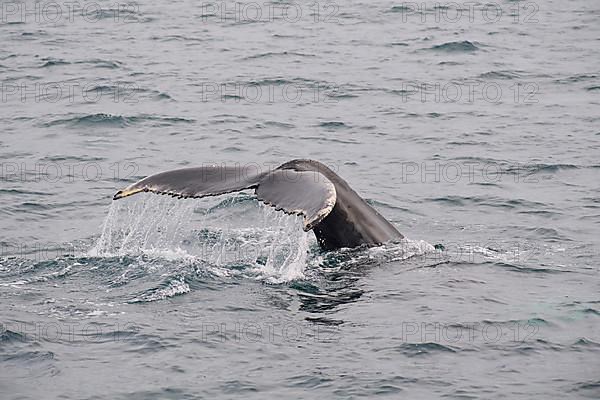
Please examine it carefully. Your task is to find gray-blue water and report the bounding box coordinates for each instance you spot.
[1,0,599,398]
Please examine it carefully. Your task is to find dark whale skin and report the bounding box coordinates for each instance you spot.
[277,160,404,250]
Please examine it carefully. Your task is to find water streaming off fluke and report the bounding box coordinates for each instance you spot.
[89,194,312,282]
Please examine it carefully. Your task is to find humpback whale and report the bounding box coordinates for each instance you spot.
[113,159,403,250]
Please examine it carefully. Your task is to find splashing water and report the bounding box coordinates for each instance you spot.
[90,195,197,258]
[257,208,311,283]
[88,194,311,282]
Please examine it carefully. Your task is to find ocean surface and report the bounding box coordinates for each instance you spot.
[1,0,599,398]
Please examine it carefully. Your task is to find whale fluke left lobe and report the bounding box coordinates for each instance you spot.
[113,164,338,231]
[113,166,268,200]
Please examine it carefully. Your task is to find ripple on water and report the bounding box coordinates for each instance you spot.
[478,70,523,80]
[42,113,195,129]
[317,121,351,129]
[129,276,191,303]
[428,41,480,53]
[387,342,459,357]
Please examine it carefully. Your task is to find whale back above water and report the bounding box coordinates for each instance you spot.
[113,159,403,250]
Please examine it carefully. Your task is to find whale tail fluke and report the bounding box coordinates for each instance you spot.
[113,164,336,231]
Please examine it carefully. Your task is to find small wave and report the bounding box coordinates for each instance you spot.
[44,113,131,128]
[522,226,567,241]
[318,121,351,129]
[570,380,600,396]
[388,5,422,14]
[481,318,550,329]
[1,350,55,363]
[151,34,204,42]
[494,261,566,274]
[84,84,173,101]
[299,135,358,145]
[555,73,598,84]
[427,195,548,210]
[129,276,191,303]
[241,77,324,88]
[258,121,296,129]
[243,51,315,60]
[387,42,409,47]
[156,92,173,100]
[571,338,600,349]
[222,146,244,152]
[438,61,463,66]
[39,58,70,68]
[0,329,27,343]
[128,115,195,126]
[579,308,600,316]
[85,8,149,23]
[43,113,194,128]
[429,41,479,53]
[327,91,359,99]
[505,163,579,174]
[0,259,75,287]
[394,342,458,357]
[0,189,52,196]
[243,78,292,86]
[75,59,122,69]
[478,70,522,80]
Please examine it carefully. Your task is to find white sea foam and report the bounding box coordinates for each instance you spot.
[89,195,311,282]
[130,276,191,303]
